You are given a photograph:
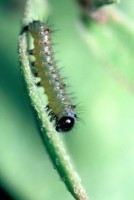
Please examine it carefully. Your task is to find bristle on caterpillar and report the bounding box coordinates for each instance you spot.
[21,20,77,132]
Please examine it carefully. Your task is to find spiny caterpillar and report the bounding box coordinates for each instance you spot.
[21,20,77,132]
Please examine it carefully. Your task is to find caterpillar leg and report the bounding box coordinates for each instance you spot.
[48,111,54,116]
[33,72,38,77]
[31,62,35,67]
[45,105,50,111]
[28,49,34,55]
[50,114,57,122]
[29,62,38,77]
[36,82,41,87]
[20,25,29,35]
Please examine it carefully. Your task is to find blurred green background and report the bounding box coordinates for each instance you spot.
[0,0,134,199]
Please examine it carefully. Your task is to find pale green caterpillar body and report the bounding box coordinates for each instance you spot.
[21,21,77,132]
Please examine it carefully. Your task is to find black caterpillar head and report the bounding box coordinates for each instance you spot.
[56,116,75,132]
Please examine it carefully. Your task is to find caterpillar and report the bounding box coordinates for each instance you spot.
[21,20,77,132]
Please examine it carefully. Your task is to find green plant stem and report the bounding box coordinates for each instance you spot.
[18,0,89,199]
